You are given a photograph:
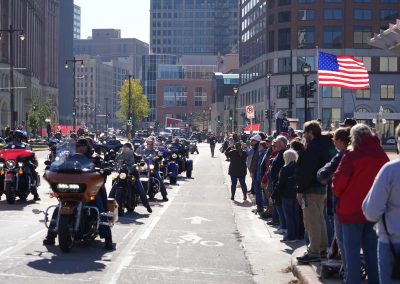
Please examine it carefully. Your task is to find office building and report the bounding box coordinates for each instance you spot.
[0,0,59,129]
[239,0,400,138]
[150,0,240,55]
[74,29,149,80]
[73,4,81,39]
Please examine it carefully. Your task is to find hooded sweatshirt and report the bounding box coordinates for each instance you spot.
[332,135,389,224]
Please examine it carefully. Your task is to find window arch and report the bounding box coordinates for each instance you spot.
[356,107,369,113]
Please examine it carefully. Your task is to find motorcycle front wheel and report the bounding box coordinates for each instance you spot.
[58,214,74,252]
[5,186,15,204]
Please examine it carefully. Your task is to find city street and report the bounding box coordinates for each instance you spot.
[0,144,298,284]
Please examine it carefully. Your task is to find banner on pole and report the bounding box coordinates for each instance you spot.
[246,105,255,119]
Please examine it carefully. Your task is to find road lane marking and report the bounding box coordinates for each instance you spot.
[122,228,134,240]
[28,228,46,239]
[184,216,211,224]
[140,216,160,240]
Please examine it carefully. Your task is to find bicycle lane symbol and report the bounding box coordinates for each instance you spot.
[164,232,224,247]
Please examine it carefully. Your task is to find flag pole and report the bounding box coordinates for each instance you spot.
[316,45,320,120]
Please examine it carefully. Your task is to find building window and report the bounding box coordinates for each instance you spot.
[278,0,291,5]
[278,11,291,23]
[380,57,398,72]
[322,108,341,128]
[353,26,372,48]
[278,57,292,73]
[322,86,342,98]
[277,85,290,98]
[354,9,372,20]
[356,107,369,112]
[278,28,291,50]
[380,10,399,21]
[380,85,395,100]
[323,26,343,48]
[297,10,315,21]
[194,87,207,106]
[297,56,315,72]
[356,56,371,71]
[323,9,343,20]
[298,27,315,48]
[356,89,370,100]
[164,85,187,106]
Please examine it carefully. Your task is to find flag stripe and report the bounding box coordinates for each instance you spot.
[318,52,369,90]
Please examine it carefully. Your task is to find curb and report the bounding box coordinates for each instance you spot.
[291,246,323,284]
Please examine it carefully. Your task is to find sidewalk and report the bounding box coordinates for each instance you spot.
[218,150,302,284]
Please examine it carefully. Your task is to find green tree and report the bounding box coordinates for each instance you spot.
[117,79,150,126]
[27,98,52,137]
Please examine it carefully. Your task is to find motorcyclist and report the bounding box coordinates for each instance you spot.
[135,137,168,202]
[4,130,40,201]
[114,142,152,213]
[43,138,114,250]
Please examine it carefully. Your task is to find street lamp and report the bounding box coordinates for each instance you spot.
[0,25,25,130]
[65,57,84,131]
[302,63,311,123]
[266,73,272,135]
[233,87,238,133]
[124,75,134,138]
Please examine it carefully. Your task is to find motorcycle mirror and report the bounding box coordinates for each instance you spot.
[103,168,112,176]
[32,209,42,214]
[44,160,51,166]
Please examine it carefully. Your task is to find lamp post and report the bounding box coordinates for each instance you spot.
[302,63,311,123]
[266,73,272,134]
[0,25,25,130]
[65,57,84,132]
[233,87,238,133]
[124,75,134,139]
[105,98,109,132]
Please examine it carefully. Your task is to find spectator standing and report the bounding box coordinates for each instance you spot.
[270,136,289,234]
[275,149,299,242]
[296,120,336,264]
[333,124,389,284]
[226,142,248,201]
[362,124,400,284]
[317,127,350,269]
[252,140,268,214]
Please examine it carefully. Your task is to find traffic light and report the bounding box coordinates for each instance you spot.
[264,110,269,119]
[228,110,233,121]
[72,111,76,116]
[308,80,317,96]
[270,109,274,118]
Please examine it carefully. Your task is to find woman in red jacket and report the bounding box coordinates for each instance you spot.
[332,124,389,284]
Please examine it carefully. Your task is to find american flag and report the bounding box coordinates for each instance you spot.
[318,51,369,90]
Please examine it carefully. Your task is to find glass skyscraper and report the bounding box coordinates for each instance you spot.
[150,0,239,55]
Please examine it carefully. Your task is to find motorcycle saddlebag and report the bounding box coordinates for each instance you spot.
[185,159,193,171]
[107,198,119,223]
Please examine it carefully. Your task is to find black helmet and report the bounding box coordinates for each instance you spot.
[13,130,27,140]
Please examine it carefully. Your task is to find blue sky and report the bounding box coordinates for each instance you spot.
[74,0,150,44]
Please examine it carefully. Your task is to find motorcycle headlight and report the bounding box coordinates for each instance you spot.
[119,172,127,180]
[0,162,4,168]
[6,160,16,169]
[172,154,177,159]
[18,162,24,167]
[149,164,155,170]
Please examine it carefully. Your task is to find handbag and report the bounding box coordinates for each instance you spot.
[383,214,400,280]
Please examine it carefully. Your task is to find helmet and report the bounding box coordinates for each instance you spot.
[13,130,27,140]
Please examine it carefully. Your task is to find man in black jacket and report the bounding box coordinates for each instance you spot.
[295,121,336,263]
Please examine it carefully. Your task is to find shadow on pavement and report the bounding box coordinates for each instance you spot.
[0,198,38,211]
[26,241,109,274]
[233,200,253,207]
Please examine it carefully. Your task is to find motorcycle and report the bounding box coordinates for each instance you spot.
[0,143,39,203]
[165,144,193,179]
[137,155,160,200]
[188,140,199,154]
[34,140,117,252]
[109,163,139,217]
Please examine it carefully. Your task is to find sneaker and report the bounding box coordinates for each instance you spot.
[162,197,169,202]
[260,211,271,219]
[33,194,41,201]
[297,253,321,264]
[43,237,55,246]
[231,195,234,201]
[146,206,152,213]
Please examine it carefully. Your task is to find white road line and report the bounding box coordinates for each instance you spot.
[140,216,160,240]
[122,228,134,240]
[28,228,47,239]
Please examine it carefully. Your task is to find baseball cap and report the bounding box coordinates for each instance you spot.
[250,134,261,142]
[340,118,357,127]
[265,135,274,142]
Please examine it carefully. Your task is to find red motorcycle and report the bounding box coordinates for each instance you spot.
[0,143,39,203]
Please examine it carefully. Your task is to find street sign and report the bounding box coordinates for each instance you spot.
[127,120,132,125]
[246,105,255,119]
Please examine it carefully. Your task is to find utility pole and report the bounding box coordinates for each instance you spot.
[105,98,109,132]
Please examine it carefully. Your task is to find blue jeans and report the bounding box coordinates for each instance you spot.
[253,178,263,210]
[334,214,346,272]
[282,198,299,240]
[230,176,247,198]
[342,222,379,284]
[154,170,167,197]
[134,179,150,208]
[378,241,400,284]
[325,212,335,246]
[275,204,287,230]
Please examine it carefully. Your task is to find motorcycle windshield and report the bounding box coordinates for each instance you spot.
[50,139,95,173]
[3,142,30,150]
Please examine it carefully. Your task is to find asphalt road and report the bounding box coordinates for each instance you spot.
[0,145,257,284]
